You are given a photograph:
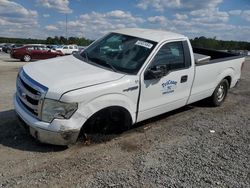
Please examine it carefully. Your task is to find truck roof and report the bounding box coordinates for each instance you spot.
[114,28,187,43]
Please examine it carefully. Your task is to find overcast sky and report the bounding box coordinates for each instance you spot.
[0,0,250,41]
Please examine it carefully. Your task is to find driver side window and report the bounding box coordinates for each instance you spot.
[152,41,186,71]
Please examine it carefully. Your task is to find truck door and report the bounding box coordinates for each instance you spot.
[137,40,195,122]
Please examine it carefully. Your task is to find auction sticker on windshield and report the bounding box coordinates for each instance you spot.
[135,41,153,49]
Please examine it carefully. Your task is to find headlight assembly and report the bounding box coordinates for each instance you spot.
[41,99,78,123]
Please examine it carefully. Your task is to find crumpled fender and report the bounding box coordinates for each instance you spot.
[77,93,137,124]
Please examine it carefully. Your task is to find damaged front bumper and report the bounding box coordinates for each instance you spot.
[14,94,84,145]
[16,114,79,145]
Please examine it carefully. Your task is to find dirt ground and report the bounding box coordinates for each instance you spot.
[0,52,249,187]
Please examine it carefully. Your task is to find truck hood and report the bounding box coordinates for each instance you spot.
[23,55,125,100]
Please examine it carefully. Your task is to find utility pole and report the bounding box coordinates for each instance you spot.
[66,13,68,44]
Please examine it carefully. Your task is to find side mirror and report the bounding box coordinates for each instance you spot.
[144,65,168,80]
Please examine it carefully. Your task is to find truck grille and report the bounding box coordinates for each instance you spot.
[16,69,48,119]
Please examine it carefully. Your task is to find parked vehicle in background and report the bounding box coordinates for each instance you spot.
[55,45,78,55]
[51,45,63,51]
[11,45,63,62]
[2,44,13,53]
[3,44,24,53]
[0,44,4,52]
[14,28,245,145]
[47,45,59,50]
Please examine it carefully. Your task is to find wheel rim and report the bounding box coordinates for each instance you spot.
[217,84,225,102]
[24,55,30,62]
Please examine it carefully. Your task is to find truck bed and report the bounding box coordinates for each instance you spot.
[188,47,245,105]
[193,47,243,65]
[193,53,211,64]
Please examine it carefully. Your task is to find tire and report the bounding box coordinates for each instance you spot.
[83,107,132,134]
[210,79,229,106]
[23,54,31,62]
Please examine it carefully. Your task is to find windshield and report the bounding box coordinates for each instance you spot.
[81,33,157,74]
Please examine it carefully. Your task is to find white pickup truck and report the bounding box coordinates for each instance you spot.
[14,28,245,145]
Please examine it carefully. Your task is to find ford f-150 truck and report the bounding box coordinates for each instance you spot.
[14,28,245,145]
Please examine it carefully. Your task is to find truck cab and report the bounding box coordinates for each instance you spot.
[14,28,245,145]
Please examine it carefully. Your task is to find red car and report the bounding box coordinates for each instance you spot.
[10,45,64,62]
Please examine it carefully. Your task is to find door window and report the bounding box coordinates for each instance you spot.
[27,47,34,50]
[33,46,42,51]
[40,46,47,51]
[151,41,187,71]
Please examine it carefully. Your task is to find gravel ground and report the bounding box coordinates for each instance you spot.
[0,52,249,187]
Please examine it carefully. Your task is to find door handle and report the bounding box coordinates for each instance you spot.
[181,75,188,83]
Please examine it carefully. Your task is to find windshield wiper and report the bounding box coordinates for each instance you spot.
[103,61,118,72]
[89,57,118,72]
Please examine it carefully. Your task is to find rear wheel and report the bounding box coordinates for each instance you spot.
[23,54,31,62]
[210,79,229,106]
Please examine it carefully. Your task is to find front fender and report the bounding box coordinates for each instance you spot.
[78,93,137,124]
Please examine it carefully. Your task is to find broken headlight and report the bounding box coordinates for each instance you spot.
[41,99,78,123]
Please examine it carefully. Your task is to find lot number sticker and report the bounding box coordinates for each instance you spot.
[135,41,153,49]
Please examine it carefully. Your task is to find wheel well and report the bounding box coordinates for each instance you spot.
[23,54,31,58]
[224,76,232,87]
[80,106,132,135]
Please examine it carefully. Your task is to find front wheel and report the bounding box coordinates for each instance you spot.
[83,107,132,134]
[210,79,229,106]
[23,54,31,62]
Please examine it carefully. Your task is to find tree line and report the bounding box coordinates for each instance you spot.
[45,36,93,46]
[0,35,250,50]
[190,36,250,51]
[0,36,93,46]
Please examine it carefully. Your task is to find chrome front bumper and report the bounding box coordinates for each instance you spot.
[14,94,80,145]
